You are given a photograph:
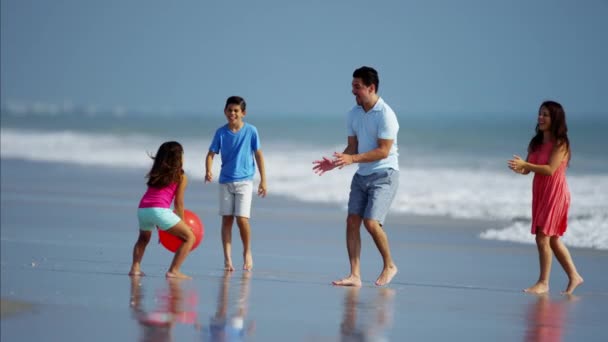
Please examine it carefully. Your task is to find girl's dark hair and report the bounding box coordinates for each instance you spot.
[146,141,184,188]
[353,66,379,92]
[528,100,571,164]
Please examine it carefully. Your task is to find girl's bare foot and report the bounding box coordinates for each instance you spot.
[243,252,253,271]
[375,265,398,286]
[562,275,584,295]
[332,275,362,287]
[166,271,191,279]
[524,282,549,294]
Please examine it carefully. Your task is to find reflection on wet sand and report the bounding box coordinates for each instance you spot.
[202,271,255,342]
[0,299,35,319]
[129,276,198,342]
[340,287,395,342]
[525,294,578,342]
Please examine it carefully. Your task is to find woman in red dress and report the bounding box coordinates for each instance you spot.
[508,101,584,295]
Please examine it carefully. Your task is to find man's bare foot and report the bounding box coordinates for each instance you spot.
[224,263,235,272]
[243,252,253,271]
[524,282,549,294]
[562,275,583,295]
[166,271,191,279]
[332,275,362,287]
[375,265,398,286]
[378,287,396,298]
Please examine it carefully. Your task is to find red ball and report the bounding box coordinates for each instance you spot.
[158,209,204,252]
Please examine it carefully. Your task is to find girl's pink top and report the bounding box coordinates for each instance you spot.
[138,183,178,209]
[528,141,570,236]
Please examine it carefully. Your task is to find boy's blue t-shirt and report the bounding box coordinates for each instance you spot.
[209,123,261,184]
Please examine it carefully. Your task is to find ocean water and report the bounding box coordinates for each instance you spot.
[1,110,607,250]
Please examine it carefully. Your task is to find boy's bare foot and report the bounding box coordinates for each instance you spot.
[332,275,362,287]
[375,265,398,286]
[129,267,145,276]
[524,282,549,294]
[166,271,192,279]
[562,275,584,295]
[243,252,253,271]
[224,263,235,272]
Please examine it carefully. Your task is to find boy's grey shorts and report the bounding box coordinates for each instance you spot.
[219,180,253,218]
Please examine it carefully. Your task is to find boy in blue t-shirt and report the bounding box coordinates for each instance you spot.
[205,96,267,271]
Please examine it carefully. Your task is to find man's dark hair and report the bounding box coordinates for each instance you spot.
[353,66,379,92]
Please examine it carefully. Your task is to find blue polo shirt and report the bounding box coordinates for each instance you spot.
[209,123,261,184]
[346,97,399,176]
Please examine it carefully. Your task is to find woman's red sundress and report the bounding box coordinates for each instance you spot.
[528,141,570,236]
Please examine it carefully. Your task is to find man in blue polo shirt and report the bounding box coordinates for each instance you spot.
[313,66,399,287]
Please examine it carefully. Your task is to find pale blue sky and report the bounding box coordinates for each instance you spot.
[1,0,607,116]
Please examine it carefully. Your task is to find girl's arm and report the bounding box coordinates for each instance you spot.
[509,144,568,176]
[508,153,531,175]
[174,174,188,220]
[254,150,267,197]
[205,151,215,183]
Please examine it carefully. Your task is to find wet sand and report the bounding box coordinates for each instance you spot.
[1,159,607,341]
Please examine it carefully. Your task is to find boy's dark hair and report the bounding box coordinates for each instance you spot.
[225,96,247,111]
[353,66,379,92]
[147,141,184,188]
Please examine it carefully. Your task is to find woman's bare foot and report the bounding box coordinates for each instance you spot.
[166,271,192,279]
[375,265,398,286]
[243,252,253,271]
[562,275,584,295]
[524,282,549,294]
[332,275,362,287]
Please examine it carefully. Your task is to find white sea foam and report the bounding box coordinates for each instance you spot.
[480,218,608,250]
[3,128,607,249]
[1,129,155,168]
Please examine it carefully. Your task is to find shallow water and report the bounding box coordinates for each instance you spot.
[1,159,607,341]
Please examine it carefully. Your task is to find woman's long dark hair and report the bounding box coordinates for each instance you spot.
[146,141,184,188]
[528,101,571,164]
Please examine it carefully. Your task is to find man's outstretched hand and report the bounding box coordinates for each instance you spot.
[312,156,336,176]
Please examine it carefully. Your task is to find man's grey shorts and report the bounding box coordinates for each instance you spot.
[347,169,399,225]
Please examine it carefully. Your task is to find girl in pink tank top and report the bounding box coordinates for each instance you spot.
[129,141,196,280]
[508,101,583,295]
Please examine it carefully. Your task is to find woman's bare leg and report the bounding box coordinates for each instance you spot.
[550,236,584,294]
[525,230,552,294]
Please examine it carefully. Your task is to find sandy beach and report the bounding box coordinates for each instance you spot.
[1,158,607,341]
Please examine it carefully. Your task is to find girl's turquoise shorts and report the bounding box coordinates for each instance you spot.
[137,208,180,231]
